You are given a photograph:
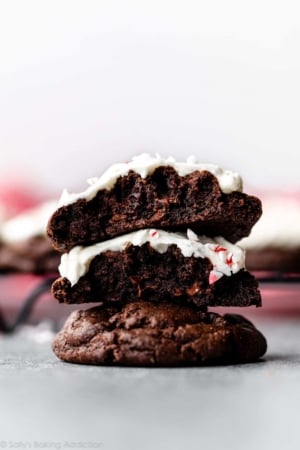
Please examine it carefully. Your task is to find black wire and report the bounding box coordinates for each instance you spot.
[0,310,9,333]
[0,276,56,334]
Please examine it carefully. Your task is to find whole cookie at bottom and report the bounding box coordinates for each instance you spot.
[52,302,267,366]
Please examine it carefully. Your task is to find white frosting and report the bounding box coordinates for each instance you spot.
[0,200,58,243]
[59,228,245,287]
[240,194,300,249]
[58,153,243,207]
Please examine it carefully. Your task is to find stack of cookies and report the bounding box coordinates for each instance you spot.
[48,154,267,366]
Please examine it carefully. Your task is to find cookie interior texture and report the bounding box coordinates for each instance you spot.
[52,244,261,308]
[48,168,262,252]
[52,302,267,366]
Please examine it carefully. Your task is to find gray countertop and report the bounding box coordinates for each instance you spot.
[0,317,300,450]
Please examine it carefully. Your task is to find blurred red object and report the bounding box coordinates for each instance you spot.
[0,179,44,220]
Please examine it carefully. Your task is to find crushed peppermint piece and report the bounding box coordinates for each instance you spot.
[226,253,233,266]
[187,229,198,241]
[150,229,159,238]
[186,155,197,164]
[209,270,223,285]
[214,245,227,253]
[87,177,99,186]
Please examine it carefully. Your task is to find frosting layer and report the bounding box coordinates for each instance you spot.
[59,228,245,286]
[59,153,243,207]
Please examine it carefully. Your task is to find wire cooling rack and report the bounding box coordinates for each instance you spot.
[0,276,56,333]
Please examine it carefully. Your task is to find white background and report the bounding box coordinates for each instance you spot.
[1,0,300,194]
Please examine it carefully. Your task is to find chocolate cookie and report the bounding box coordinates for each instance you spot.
[52,302,267,366]
[0,200,60,274]
[52,240,261,308]
[0,235,59,273]
[245,249,300,273]
[48,165,262,253]
[239,193,300,272]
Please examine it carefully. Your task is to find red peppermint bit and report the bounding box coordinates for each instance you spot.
[209,271,222,285]
[150,230,159,238]
[226,254,233,266]
[214,246,227,253]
